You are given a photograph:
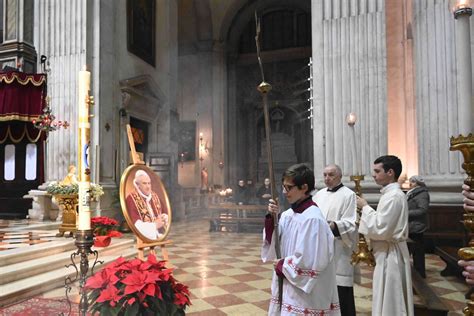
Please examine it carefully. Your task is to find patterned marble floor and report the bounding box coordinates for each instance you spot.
[0,218,470,315]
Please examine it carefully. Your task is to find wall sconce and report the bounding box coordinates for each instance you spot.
[199,132,211,154]
[449,0,474,18]
[179,152,185,168]
[199,133,205,163]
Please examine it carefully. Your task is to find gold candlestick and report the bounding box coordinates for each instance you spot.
[350,175,376,267]
[450,133,474,315]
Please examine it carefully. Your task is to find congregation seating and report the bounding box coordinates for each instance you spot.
[208,203,267,232]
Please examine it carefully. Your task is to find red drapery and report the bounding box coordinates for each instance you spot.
[0,71,46,122]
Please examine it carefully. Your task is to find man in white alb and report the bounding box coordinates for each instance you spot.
[313,164,357,316]
[356,155,414,316]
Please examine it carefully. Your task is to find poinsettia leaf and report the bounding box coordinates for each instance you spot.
[124,302,139,316]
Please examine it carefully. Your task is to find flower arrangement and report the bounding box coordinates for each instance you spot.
[46,182,104,201]
[86,254,191,315]
[91,216,122,238]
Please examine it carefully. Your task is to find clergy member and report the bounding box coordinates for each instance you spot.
[313,164,357,316]
[126,170,168,240]
[356,155,414,316]
[263,163,340,315]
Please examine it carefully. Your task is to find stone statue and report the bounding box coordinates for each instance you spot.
[61,165,78,185]
[201,167,209,191]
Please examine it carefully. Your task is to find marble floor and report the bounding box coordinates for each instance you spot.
[0,218,470,315]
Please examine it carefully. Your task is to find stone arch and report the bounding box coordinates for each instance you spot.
[221,0,313,186]
[219,0,310,55]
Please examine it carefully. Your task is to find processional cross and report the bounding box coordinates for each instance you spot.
[255,11,283,309]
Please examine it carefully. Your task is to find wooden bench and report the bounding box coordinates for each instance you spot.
[208,203,267,232]
[434,246,464,278]
[412,268,450,315]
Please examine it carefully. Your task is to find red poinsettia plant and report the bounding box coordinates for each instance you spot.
[91,216,123,238]
[85,254,191,315]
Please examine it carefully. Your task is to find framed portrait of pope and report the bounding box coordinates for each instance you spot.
[120,164,172,243]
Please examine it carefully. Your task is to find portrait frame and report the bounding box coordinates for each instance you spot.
[126,0,156,67]
[120,164,172,243]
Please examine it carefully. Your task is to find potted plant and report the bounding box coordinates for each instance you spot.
[91,216,123,247]
[85,254,191,315]
[46,182,105,201]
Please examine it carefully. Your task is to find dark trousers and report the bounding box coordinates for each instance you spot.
[337,285,356,316]
[408,232,426,278]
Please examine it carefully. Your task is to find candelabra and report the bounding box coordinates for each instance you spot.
[450,134,474,316]
[449,0,474,314]
[350,175,376,267]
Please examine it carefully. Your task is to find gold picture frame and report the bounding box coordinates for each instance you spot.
[120,164,172,243]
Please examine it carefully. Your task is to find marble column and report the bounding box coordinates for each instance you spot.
[34,0,88,181]
[413,0,465,192]
[312,0,387,187]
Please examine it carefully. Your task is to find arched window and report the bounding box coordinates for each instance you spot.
[239,8,311,54]
[25,143,37,180]
[4,144,15,180]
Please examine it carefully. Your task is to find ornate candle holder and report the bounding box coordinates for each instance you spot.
[450,133,474,315]
[62,230,103,316]
[350,175,376,267]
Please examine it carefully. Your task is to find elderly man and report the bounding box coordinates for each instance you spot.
[313,164,357,316]
[126,169,168,240]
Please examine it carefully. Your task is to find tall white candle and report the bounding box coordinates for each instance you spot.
[347,113,361,176]
[78,67,91,230]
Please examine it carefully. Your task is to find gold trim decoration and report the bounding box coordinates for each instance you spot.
[0,114,40,122]
[0,125,43,144]
[0,72,46,86]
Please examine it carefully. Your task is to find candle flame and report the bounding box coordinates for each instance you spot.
[346,112,357,126]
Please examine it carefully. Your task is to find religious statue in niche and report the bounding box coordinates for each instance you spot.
[271,108,284,133]
[201,167,209,192]
[127,0,156,66]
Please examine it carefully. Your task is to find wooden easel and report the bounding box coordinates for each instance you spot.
[126,124,173,261]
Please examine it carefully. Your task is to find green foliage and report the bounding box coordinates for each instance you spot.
[46,182,104,201]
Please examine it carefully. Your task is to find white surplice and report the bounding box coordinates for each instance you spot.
[359,182,414,316]
[313,186,357,287]
[262,204,341,315]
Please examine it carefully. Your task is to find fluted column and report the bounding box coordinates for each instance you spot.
[34,0,87,181]
[413,0,464,188]
[312,0,387,183]
[211,41,227,186]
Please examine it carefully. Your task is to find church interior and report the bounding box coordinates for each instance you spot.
[0,0,473,315]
